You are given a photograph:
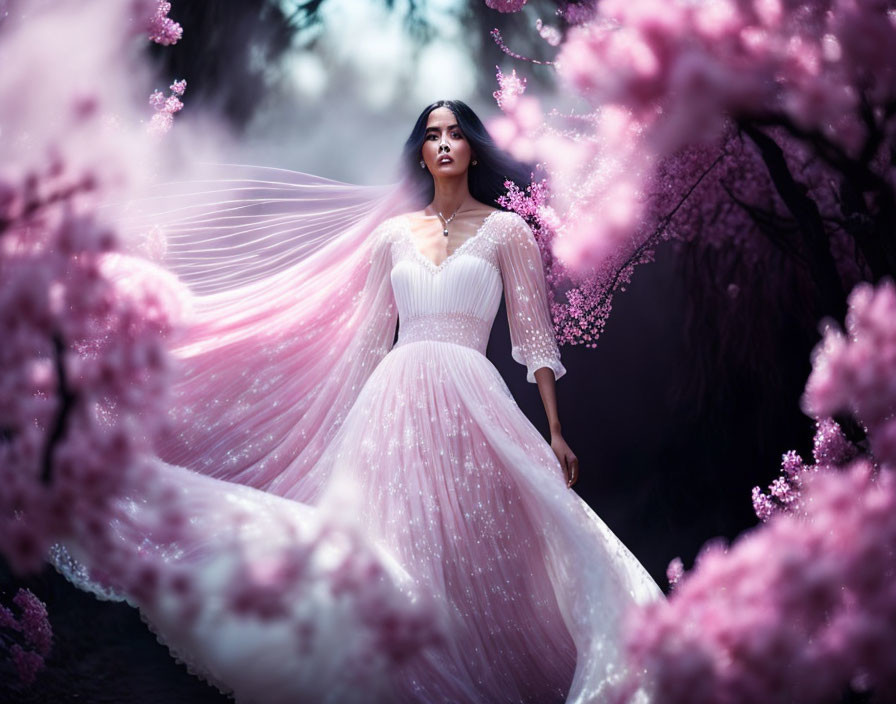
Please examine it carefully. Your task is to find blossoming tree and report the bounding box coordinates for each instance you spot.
[619,280,896,704]
[489,0,896,347]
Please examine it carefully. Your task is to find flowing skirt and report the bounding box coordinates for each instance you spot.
[312,339,661,702]
[55,337,661,703]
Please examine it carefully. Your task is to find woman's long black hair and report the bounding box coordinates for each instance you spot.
[398,99,533,211]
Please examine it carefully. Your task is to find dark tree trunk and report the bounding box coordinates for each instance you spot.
[739,122,848,322]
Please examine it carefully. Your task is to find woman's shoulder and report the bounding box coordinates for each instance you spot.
[485,209,531,244]
[371,213,411,237]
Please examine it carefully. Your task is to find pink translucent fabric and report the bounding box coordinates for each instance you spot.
[137,167,416,497]
[496,215,568,383]
[52,456,426,704]
[317,211,661,702]
[55,168,662,703]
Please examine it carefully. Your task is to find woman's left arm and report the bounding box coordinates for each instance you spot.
[497,213,578,488]
[534,367,579,487]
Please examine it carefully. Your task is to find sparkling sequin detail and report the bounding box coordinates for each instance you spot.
[394,312,492,354]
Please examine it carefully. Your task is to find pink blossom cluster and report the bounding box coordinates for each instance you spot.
[136,482,447,697]
[556,1,598,26]
[0,0,194,613]
[535,18,563,47]
[147,0,182,46]
[220,511,439,658]
[488,60,658,271]
[496,179,555,261]
[0,588,52,685]
[497,174,626,347]
[665,556,684,592]
[556,0,896,154]
[492,67,527,111]
[488,64,673,338]
[148,78,187,136]
[0,166,176,576]
[485,0,527,12]
[804,279,896,466]
[751,417,857,521]
[486,0,896,278]
[325,528,444,669]
[616,280,896,703]
[620,460,896,704]
[499,164,667,347]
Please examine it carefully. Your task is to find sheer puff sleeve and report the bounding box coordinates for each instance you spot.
[496,213,567,384]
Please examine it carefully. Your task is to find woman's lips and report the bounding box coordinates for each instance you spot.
[437,156,453,164]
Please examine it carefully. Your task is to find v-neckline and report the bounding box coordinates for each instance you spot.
[401,210,502,273]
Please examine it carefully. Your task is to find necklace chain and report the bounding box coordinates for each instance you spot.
[435,205,470,236]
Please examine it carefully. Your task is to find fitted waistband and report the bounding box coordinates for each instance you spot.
[393,312,490,355]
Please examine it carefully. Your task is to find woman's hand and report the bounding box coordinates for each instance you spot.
[550,433,579,488]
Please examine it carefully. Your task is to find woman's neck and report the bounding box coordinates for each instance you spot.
[426,177,475,217]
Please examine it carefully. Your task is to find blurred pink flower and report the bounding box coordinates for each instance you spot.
[147,78,187,136]
[488,0,896,279]
[804,280,896,466]
[620,280,896,702]
[492,66,527,111]
[535,19,562,47]
[624,460,896,703]
[666,556,684,591]
[485,0,527,12]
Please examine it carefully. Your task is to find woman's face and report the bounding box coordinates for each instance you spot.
[420,106,474,177]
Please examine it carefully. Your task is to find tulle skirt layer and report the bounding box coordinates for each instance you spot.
[318,340,579,702]
[56,339,661,704]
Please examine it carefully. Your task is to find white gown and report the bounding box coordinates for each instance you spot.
[55,207,662,703]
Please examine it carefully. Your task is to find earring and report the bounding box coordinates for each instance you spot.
[419,160,425,168]
[472,159,478,166]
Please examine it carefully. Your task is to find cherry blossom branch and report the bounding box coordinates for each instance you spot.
[39,333,77,485]
[718,180,809,266]
[490,28,556,65]
[738,121,848,320]
[599,149,727,309]
[743,107,896,279]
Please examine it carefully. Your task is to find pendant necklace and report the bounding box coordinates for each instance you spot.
[436,206,464,237]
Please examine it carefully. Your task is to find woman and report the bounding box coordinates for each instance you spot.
[55,100,662,703]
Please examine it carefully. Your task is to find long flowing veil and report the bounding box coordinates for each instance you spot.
[121,164,401,294]
[117,164,418,500]
[47,165,431,702]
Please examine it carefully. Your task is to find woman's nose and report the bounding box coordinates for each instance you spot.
[438,141,450,153]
